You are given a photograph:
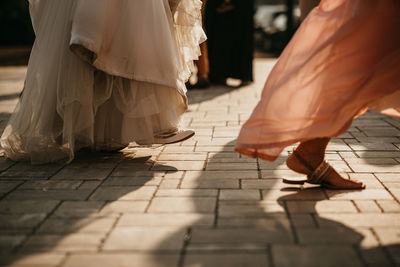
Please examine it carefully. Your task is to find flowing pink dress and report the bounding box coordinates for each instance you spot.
[236,0,400,161]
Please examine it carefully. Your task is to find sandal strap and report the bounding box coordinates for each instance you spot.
[308,160,331,184]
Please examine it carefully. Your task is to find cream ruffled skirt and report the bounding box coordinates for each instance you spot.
[236,0,400,161]
[1,0,206,164]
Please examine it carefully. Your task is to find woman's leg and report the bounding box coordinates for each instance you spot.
[286,138,365,189]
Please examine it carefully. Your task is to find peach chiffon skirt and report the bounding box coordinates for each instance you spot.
[236,0,400,161]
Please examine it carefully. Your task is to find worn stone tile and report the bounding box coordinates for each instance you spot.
[0,235,26,252]
[263,189,327,201]
[0,181,21,197]
[19,180,82,190]
[376,200,400,212]
[374,173,400,182]
[1,163,62,178]
[53,201,104,217]
[354,200,382,213]
[152,161,205,171]
[157,153,207,161]
[206,162,257,170]
[241,179,283,190]
[156,189,218,197]
[318,214,400,228]
[90,186,156,201]
[181,178,239,189]
[191,228,293,244]
[37,217,116,234]
[159,179,180,189]
[103,227,186,251]
[103,177,162,186]
[349,143,399,151]
[184,253,270,267]
[272,245,363,267]
[291,214,316,228]
[286,200,357,213]
[186,243,266,252]
[185,170,258,180]
[218,214,290,230]
[0,158,14,172]
[118,214,214,227]
[347,173,384,189]
[218,200,285,216]
[22,234,103,252]
[347,163,400,173]
[373,228,400,246]
[326,189,393,200]
[148,197,216,213]
[195,146,235,153]
[297,227,366,244]
[62,254,179,267]
[359,247,393,267]
[0,214,47,230]
[100,201,148,214]
[52,168,112,180]
[220,189,260,200]
[0,252,66,266]
[5,189,93,201]
[0,200,59,214]
[356,151,400,158]
[110,170,165,178]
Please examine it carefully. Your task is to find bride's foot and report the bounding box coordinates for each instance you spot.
[286,149,365,189]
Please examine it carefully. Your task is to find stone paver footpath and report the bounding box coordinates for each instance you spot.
[0,59,400,267]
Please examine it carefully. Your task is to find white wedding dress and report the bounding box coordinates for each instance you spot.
[1,0,205,164]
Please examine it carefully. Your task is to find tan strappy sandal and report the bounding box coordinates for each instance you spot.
[283,150,366,189]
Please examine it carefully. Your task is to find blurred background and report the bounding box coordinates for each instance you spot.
[0,0,300,65]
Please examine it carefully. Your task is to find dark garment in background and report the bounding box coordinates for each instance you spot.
[205,0,254,82]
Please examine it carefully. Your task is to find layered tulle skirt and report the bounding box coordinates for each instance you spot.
[236,0,400,161]
[0,0,206,164]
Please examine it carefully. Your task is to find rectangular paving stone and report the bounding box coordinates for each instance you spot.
[349,143,399,151]
[103,176,162,186]
[318,213,400,228]
[347,163,400,172]
[103,227,186,251]
[0,235,26,252]
[22,233,103,252]
[37,217,116,234]
[152,161,205,171]
[89,186,156,201]
[100,201,148,214]
[118,214,214,227]
[263,189,327,201]
[373,228,400,246]
[347,173,385,189]
[159,179,180,189]
[156,189,218,197]
[376,200,400,212]
[272,245,363,267]
[291,214,316,228]
[297,227,370,244]
[219,200,285,216]
[181,178,239,189]
[374,173,400,182]
[326,189,393,200]
[0,214,47,230]
[54,201,105,217]
[0,252,65,266]
[354,200,382,213]
[0,200,60,214]
[1,163,62,178]
[286,200,357,213]
[184,253,270,267]
[242,179,284,190]
[148,197,216,213]
[5,189,93,201]
[220,190,261,200]
[0,181,21,197]
[19,180,82,190]
[52,168,112,180]
[157,153,207,161]
[195,146,235,152]
[0,158,14,172]
[186,170,259,179]
[190,228,293,244]
[218,214,290,230]
[206,162,257,170]
[359,247,393,267]
[355,151,400,158]
[62,254,179,267]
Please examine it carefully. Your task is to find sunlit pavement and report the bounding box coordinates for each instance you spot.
[0,59,399,267]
